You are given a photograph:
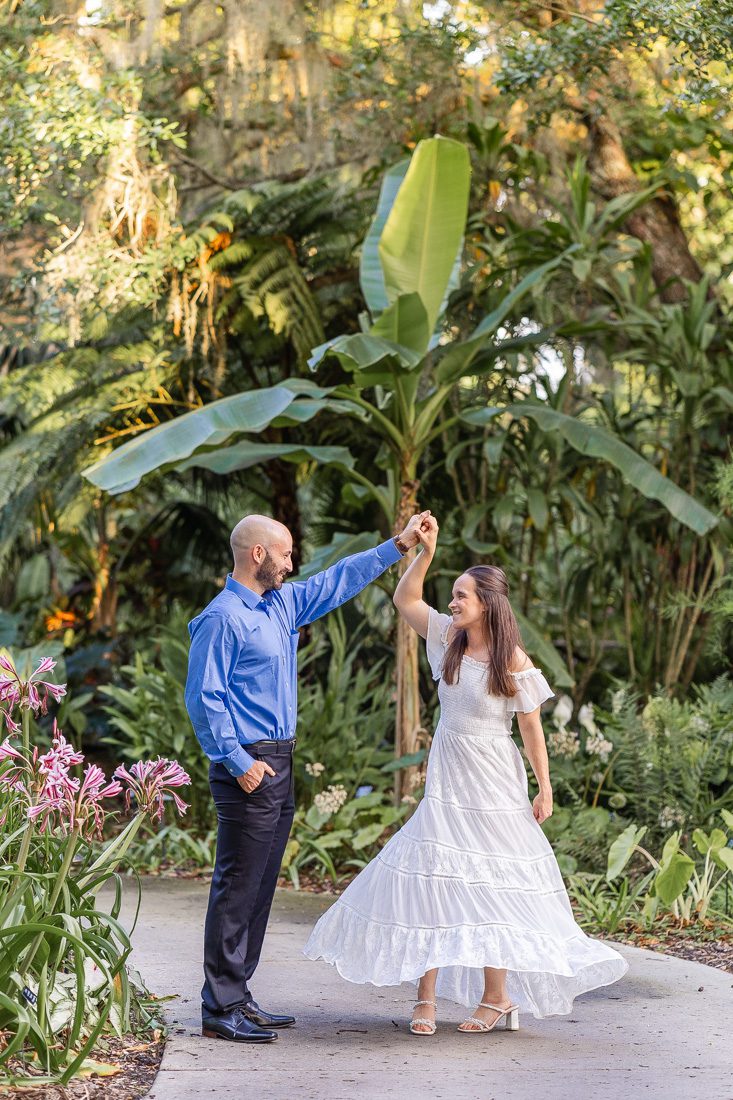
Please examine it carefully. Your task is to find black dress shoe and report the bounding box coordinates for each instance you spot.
[201,1007,277,1042]
[240,1000,295,1028]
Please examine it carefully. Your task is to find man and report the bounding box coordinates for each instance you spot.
[185,512,431,1043]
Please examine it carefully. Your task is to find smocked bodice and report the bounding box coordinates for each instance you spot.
[426,608,554,738]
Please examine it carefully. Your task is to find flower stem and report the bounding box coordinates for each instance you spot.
[21,708,30,758]
[18,828,80,979]
[0,820,37,925]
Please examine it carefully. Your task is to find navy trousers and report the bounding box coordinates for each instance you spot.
[201,747,295,1015]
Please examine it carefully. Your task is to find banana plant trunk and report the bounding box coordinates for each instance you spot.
[393,477,422,804]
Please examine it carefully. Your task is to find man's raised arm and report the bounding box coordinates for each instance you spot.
[287,512,431,629]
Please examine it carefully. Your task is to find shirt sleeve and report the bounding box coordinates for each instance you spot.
[184,614,255,777]
[426,606,453,680]
[285,537,402,629]
[508,668,555,714]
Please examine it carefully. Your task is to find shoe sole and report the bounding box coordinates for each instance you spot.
[201,1028,278,1042]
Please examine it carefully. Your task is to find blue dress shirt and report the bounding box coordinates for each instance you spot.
[184,538,403,777]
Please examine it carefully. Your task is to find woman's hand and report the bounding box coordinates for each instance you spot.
[415,515,439,556]
[532,788,553,824]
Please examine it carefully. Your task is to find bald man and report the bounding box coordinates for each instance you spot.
[185,512,431,1043]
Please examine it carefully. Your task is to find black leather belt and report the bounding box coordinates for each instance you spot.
[249,739,296,755]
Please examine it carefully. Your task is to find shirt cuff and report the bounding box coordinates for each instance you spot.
[378,537,404,565]
[222,743,256,778]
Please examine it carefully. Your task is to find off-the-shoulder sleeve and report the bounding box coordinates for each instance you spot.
[425,607,453,680]
[508,668,554,714]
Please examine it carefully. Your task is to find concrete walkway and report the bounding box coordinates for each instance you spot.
[127,878,732,1100]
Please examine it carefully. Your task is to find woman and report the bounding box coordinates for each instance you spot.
[303,517,628,1034]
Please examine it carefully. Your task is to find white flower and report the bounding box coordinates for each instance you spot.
[611,688,627,715]
[305,761,325,777]
[659,805,685,830]
[313,784,348,816]
[585,734,614,763]
[690,715,707,735]
[553,695,573,729]
[548,728,580,758]
[578,703,598,735]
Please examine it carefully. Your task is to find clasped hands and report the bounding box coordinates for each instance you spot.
[397,510,439,555]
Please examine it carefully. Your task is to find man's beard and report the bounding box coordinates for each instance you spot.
[255,551,284,591]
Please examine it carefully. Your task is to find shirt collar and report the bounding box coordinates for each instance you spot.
[225,574,271,610]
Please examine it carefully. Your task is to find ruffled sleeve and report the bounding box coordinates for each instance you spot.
[425,607,453,681]
[508,668,554,714]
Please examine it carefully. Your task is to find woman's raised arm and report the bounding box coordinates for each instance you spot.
[392,516,439,639]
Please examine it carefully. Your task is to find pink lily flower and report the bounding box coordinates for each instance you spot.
[113,757,191,822]
[0,654,67,719]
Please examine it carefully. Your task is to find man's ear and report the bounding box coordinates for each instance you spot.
[252,544,266,564]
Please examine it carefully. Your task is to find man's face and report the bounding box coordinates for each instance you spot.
[254,536,293,590]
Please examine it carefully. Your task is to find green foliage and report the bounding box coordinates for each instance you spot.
[284,792,407,889]
[567,871,653,936]
[294,611,397,798]
[496,0,733,108]
[576,810,733,931]
[600,679,733,841]
[100,616,212,831]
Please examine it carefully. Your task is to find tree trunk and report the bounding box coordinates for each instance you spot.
[89,500,118,635]
[393,477,422,803]
[584,112,705,303]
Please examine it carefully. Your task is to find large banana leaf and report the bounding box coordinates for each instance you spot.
[461,402,718,536]
[378,136,470,346]
[370,293,430,355]
[175,442,354,475]
[308,332,422,374]
[359,160,409,315]
[82,379,337,494]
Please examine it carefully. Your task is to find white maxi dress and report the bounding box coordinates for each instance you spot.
[303,608,629,1017]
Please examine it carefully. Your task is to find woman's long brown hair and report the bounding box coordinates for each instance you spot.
[441,565,523,697]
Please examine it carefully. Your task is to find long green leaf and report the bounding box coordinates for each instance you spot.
[175,442,355,476]
[378,136,470,341]
[82,379,335,494]
[435,251,575,384]
[309,332,422,374]
[360,159,410,314]
[292,531,382,582]
[514,611,574,689]
[507,403,718,536]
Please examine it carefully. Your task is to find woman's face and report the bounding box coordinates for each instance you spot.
[448,573,484,630]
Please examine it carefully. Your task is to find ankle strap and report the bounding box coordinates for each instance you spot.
[414,1000,436,1007]
[479,1002,511,1012]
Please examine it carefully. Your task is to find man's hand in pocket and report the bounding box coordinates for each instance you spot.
[237,761,276,793]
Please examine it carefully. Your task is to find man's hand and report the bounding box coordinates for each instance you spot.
[237,760,276,793]
[396,510,433,550]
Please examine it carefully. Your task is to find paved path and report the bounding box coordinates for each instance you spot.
[126,878,733,1100]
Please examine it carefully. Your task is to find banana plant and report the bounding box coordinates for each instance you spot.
[83,136,718,795]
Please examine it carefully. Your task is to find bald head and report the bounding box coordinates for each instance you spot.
[230,514,293,593]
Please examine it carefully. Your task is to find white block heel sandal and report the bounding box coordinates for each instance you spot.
[458,1002,519,1034]
[409,999,437,1036]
